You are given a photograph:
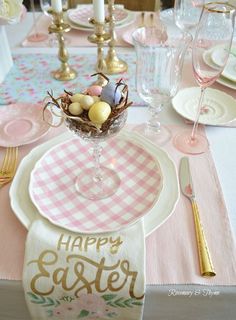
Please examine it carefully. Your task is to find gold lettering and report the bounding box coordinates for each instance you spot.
[120,260,144,299]
[96,237,108,252]
[53,267,69,289]
[71,236,83,252]
[73,261,93,295]
[84,237,96,252]
[110,236,123,254]
[57,234,71,251]
[107,271,126,291]
[28,250,57,296]
[28,252,143,299]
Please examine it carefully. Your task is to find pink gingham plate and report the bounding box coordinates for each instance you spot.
[67,5,129,28]
[0,103,51,147]
[29,137,163,233]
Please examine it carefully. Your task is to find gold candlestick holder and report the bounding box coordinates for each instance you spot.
[105,0,128,74]
[88,18,110,86]
[48,9,77,81]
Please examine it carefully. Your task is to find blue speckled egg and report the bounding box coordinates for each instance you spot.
[100,83,122,106]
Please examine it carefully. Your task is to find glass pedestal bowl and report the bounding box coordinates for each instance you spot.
[65,110,127,200]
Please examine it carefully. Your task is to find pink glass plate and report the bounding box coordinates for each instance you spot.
[29,137,163,233]
[68,5,129,28]
[0,103,52,147]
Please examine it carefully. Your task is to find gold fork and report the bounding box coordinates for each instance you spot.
[0,147,18,188]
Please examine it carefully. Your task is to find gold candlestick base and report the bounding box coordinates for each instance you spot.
[49,10,77,81]
[88,18,110,86]
[52,66,77,81]
[105,49,128,74]
[106,0,128,74]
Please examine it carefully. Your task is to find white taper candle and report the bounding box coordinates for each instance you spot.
[51,0,62,13]
[93,0,105,23]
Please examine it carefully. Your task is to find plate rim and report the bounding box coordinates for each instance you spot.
[10,129,179,236]
[28,135,164,234]
[172,86,236,125]
[203,45,236,87]
[67,5,129,28]
[0,102,52,147]
[66,10,136,31]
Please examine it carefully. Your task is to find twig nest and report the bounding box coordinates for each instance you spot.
[43,73,132,136]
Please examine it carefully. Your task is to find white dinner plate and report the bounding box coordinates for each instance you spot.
[66,10,136,31]
[217,75,236,90]
[10,129,179,237]
[210,45,236,82]
[67,5,129,28]
[172,87,236,125]
[122,27,135,46]
[203,48,236,89]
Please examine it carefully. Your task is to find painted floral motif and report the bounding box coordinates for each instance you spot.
[27,292,143,319]
[200,106,209,114]
[0,54,143,107]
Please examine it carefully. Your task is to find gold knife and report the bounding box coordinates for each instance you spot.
[179,157,216,277]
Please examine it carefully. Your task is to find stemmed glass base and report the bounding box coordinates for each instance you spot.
[75,166,120,200]
[134,124,171,146]
[27,33,48,42]
[65,110,128,201]
[173,129,209,154]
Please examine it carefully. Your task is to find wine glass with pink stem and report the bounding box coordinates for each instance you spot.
[173,2,236,154]
[27,0,48,42]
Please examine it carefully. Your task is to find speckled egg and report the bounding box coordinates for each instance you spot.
[86,85,102,97]
[70,93,84,103]
[68,102,83,116]
[100,83,122,106]
[80,95,95,110]
[88,101,111,125]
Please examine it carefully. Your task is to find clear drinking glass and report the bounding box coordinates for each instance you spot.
[174,0,204,34]
[174,2,235,154]
[40,0,68,47]
[65,111,127,200]
[132,25,191,145]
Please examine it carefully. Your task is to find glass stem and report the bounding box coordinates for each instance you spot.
[92,142,103,182]
[146,104,163,134]
[191,87,205,141]
[30,0,39,36]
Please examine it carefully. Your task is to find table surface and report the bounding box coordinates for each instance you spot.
[2,11,236,320]
[5,12,236,235]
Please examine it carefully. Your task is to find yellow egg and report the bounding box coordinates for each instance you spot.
[88,102,111,125]
[70,93,84,103]
[68,102,83,116]
[92,96,100,103]
[80,95,95,110]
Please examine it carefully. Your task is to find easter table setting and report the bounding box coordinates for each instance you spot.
[1,1,236,320]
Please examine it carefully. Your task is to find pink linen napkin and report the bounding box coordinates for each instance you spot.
[0,125,236,286]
